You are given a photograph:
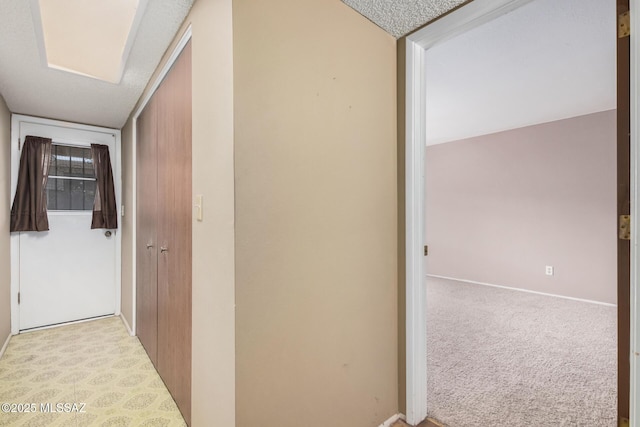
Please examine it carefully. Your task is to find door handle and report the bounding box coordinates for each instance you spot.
[146,242,154,249]
[160,246,169,253]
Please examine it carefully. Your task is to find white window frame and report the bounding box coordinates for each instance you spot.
[46,142,97,212]
[403,0,639,425]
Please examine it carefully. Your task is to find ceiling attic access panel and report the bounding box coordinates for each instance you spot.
[32,0,148,83]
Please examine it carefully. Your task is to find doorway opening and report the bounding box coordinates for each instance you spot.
[9,115,122,333]
[403,0,638,425]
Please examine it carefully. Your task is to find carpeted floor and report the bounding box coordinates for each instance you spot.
[426,277,617,427]
[0,317,186,426]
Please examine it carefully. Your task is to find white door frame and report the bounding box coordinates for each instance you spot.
[9,114,122,335]
[403,0,640,425]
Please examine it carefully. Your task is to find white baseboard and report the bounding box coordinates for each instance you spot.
[427,274,617,307]
[120,314,134,337]
[379,413,406,427]
[0,333,12,360]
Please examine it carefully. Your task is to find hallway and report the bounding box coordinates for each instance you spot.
[0,317,186,426]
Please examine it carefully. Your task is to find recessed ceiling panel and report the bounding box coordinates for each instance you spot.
[37,0,143,83]
[0,0,194,128]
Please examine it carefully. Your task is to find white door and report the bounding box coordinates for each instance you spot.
[11,116,120,331]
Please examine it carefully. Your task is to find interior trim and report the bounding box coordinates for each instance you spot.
[0,333,11,360]
[120,313,134,337]
[427,274,618,307]
[378,413,406,427]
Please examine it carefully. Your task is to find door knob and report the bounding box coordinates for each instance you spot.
[160,246,169,253]
[105,230,112,237]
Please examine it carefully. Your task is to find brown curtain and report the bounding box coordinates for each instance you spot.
[10,136,52,232]
[91,144,118,229]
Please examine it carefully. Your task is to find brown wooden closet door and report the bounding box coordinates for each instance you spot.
[136,93,159,367]
[156,41,192,425]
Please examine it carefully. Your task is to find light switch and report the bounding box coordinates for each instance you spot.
[195,195,203,221]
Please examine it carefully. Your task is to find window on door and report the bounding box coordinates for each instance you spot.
[46,144,96,211]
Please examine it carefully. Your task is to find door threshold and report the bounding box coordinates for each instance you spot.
[18,314,116,334]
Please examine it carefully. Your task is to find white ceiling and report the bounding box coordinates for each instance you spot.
[424,0,615,145]
[0,0,194,129]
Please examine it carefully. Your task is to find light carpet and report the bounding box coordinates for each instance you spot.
[426,277,617,427]
[0,317,186,427]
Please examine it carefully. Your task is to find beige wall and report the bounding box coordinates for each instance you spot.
[233,1,398,426]
[426,110,617,304]
[121,0,236,424]
[0,94,11,347]
[120,120,133,329]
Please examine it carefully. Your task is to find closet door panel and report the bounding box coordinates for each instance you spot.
[156,41,192,425]
[156,78,171,392]
[135,94,159,366]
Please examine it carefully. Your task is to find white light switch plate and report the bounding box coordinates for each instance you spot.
[195,195,203,221]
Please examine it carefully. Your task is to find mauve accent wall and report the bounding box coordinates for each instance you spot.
[425,109,617,304]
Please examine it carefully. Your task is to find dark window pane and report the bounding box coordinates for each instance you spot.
[49,145,57,176]
[70,180,84,210]
[84,180,96,210]
[46,177,96,211]
[54,146,71,176]
[46,179,56,210]
[70,147,95,178]
[55,178,71,210]
[70,147,83,177]
[84,155,94,178]
[49,145,94,178]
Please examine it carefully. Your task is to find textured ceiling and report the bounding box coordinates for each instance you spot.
[424,0,614,145]
[342,0,469,38]
[0,0,194,129]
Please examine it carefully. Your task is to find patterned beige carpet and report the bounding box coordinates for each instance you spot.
[0,317,186,427]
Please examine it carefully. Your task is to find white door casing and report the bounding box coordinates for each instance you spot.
[10,115,122,333]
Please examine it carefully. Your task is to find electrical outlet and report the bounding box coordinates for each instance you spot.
[545,265,554,276]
